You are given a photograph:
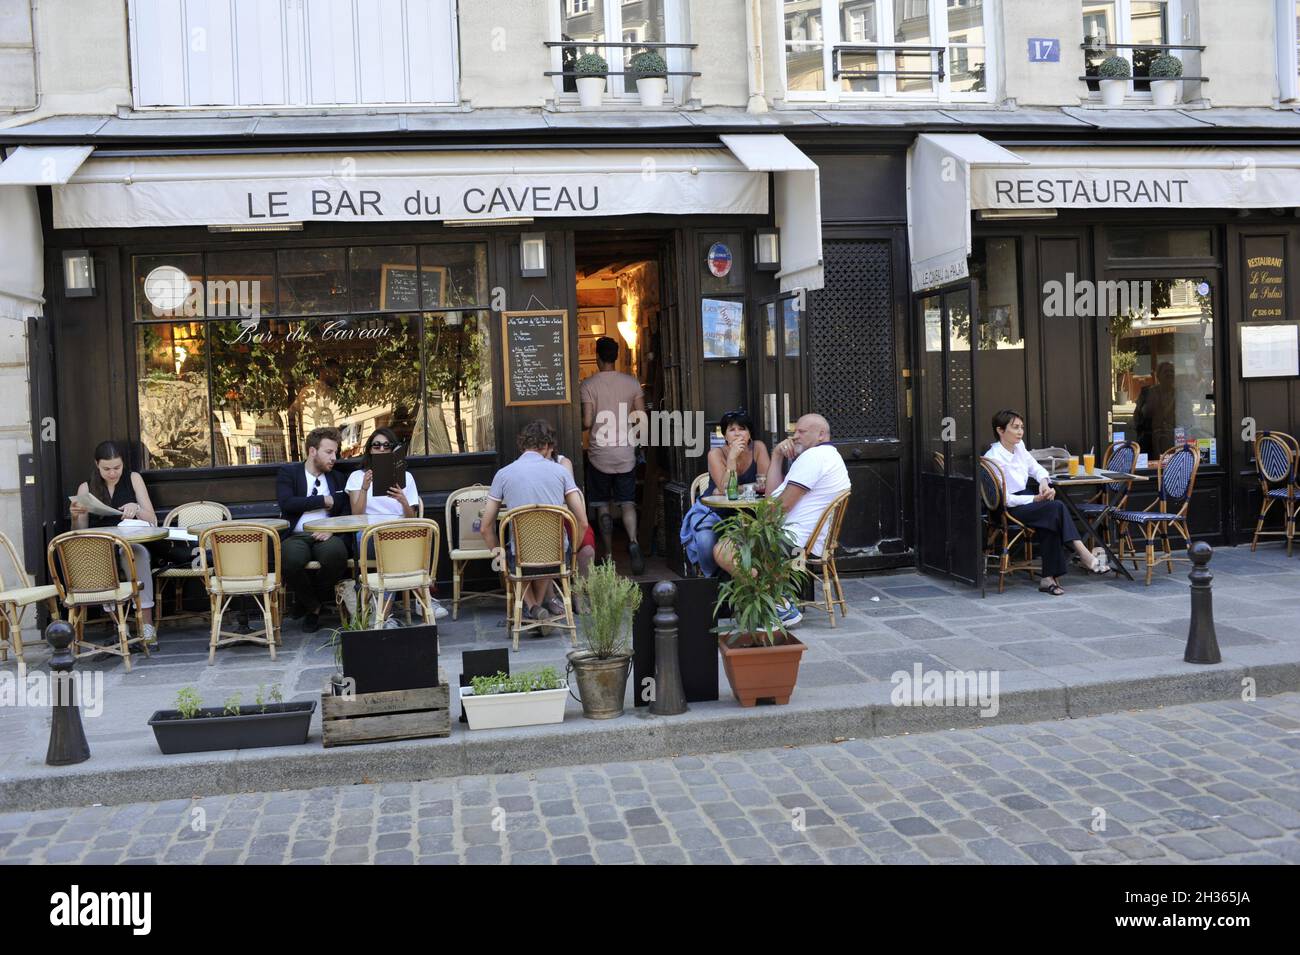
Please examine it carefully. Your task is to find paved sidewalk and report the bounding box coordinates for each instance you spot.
[1,693,1296,864]
[1,545,1297,810]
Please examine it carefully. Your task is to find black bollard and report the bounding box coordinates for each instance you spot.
[45,621,91,766]
[649,581,688,716]
[1184,541,1222,665]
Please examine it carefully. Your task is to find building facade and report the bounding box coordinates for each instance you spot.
[4,0,1300,595]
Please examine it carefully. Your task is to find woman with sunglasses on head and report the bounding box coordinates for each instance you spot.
[679,409,770,577]
[345,428,447,622]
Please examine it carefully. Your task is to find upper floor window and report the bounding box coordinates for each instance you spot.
[552,0,690,100]
[1278,0,1300,100]
[129,0,459,109]
[780,0,993,102]
[1082,0,1182,95]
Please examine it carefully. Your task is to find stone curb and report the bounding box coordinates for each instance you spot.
[2,655,1293,812]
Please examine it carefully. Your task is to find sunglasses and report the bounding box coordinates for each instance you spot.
[370,441,392,450]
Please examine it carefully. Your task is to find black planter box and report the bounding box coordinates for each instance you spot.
[633,576,720,707]
[147,702,316,755]
[342,624,439,695]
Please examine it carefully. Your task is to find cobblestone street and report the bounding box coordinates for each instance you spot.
[3,693,1297,865]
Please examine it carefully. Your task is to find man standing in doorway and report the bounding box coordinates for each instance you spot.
[581,336,646,574]
[277,426,352,633]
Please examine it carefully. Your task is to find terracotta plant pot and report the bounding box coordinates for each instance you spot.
[717,633,806,707]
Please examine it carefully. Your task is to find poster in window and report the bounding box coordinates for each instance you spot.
[702,298,744,359]
[1240,323,1300,379]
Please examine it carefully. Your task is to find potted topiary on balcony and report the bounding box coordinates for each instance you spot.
[1149,52,1183,106]
[630,49,668,107]
[1098,55,1131,106]
[712,497,809,707]
[575,52,608,108]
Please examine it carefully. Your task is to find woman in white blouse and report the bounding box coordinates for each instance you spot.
[983,410,1103,595]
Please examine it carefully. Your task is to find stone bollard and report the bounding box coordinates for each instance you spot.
[45,621,91,766]
[1184,541,1222,665]
[649,580,688,716]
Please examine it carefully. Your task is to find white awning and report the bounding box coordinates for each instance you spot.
[721,134,824,293]
[52,146,768,229]
[0,145,93,185]
[906,134,1026,292]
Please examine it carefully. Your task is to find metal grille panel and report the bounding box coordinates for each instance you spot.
[809,240,897,440]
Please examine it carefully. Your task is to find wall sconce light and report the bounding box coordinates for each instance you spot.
[754,228,780,272]
[617,319,638,350]
[520,233,547,277]
[62,249,96,298]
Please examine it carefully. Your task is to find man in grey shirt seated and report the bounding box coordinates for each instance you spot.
[480,420,590,621]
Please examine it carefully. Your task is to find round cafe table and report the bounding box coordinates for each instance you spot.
[69,524,169,544]
[188,517,289,537]
[302,513,403,534]
[700,494,766,511]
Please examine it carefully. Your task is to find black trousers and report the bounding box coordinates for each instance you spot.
[282,533,350,611]
[1008,498,1082,578]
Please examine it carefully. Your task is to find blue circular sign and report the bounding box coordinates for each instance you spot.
[707,242,733,278]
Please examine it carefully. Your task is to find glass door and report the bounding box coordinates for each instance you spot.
[758,293,806,451]
[915,280,982,588]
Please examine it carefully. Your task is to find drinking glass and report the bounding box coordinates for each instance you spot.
[1083,453,1096,474]
[1068,456,1080,477]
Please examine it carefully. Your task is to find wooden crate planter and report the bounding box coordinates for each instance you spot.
[321,669,450,747]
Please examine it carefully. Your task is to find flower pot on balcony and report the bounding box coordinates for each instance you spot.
[1150,79,1178,106]
[636,77,667,107]
[1099,78,1127,106]
[576,76,606,108]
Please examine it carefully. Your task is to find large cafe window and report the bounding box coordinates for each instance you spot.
[781,0,993,102]
[134,242,494,471]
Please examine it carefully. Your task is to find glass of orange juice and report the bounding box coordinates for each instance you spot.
[1068,455,1080,477]
[1083,452,1096,474]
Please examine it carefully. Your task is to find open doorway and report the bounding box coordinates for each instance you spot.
[574,231,674,579]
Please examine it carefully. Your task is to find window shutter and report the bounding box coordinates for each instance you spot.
[132,0,189,106]
[184,0,237,106]
[406,0,457,104]
[233,0,288,106]
[305,0,360,104]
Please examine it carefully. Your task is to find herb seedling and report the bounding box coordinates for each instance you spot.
[175,687,203,720]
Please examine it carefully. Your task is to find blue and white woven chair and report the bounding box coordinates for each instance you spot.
[1113,445,1200,586]
[1078,441,1140,548]
[1250,431,1299,556]
[979,458,1037,593]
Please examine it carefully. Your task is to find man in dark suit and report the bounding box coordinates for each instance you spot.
[277,426,351,633]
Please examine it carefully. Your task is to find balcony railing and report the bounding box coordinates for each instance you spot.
[832,45,947,82]
[1080,42,1209,88]
[543,40,700,81]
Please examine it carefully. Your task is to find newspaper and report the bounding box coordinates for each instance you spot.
[69,492,122,519]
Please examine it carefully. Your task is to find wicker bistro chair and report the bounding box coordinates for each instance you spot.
[359,518,440,627]
[979,459,1038,593]
[1077,441,1140,548]
[689,472,711,503]
[446,485,506,620]
[795,488,851,626]
[1250,431,1300,556]
[0,531,60,669]
[47,531,150,672]
[155,501,231,627]
[199,523,282,664]
[1113,445,1201,586]
[498,505,578,652]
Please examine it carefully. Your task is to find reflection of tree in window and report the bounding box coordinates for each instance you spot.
[420,312,491,455]
[136,322,210,470]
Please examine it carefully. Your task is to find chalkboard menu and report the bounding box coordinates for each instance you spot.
[1244,236,1286,322]
[502,309,570,406]
[379,264,448,310]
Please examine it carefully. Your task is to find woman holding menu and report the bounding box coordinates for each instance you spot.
[345,428,447,621]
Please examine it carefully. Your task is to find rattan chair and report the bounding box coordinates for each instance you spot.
[1114,445,1201,586]
[795,488,851,626]
[155,501,231,626]
[359,518,440,627]
[979,458,1037,593]
[498,504,578,652]
[1077,441,1140,548]
[1250,431,1299,556]
[47,531,149,671]
[199,523,282,664]
[689,472,711,503]
[446,485,505,620]
[0,531,60,669]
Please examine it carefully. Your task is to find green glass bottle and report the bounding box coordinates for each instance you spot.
[726,467,739,501]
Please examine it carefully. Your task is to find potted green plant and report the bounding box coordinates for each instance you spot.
[460,666,568,730]
[575,52,608,108]
[568,558,642,719]
[712,497,809,707]
[147,684,313,754]
[630,49,668,107]
[1097,55,1131,106]
[1149,52,1182,106]
[1113,348,1138,403]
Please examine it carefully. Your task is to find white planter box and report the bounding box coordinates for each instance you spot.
[576,76,606,108]
[460,685,568,730]
[1150,79,1178,106]
[1099,79,1127,106]
[636,77,667,107]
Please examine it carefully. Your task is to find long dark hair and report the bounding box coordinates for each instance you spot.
[361,427,401,471]
[88,440,129,504]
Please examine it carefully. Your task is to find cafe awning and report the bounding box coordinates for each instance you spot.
[0,145,93,185]
[910,136,1300,291]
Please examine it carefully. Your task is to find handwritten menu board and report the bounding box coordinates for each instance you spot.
[379,264,449,310]
[1244,236,1286,321]
[502,310,570,406]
